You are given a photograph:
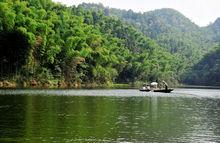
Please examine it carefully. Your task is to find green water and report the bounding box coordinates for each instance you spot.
[0,89,220,142]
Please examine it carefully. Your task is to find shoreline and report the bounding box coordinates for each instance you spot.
[0,80,219,90]
[178,85,220,89]
[0,80,135,89]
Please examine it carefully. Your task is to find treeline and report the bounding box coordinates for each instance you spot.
[0,0,181,87]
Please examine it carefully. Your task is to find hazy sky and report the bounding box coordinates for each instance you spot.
[52,0,220,27]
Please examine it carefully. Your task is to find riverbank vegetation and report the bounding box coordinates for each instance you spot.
[0,1,219,88]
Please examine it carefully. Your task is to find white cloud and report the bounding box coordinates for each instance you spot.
[52,0,220,26]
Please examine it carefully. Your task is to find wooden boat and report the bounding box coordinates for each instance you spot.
[139,81,173,93]
[139,88,173,93]
[139,89,151,92]
[153,88,173,93]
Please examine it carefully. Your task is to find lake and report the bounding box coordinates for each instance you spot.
[0,88,220,142]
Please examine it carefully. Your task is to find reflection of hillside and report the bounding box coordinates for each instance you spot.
[0,95,26,142]
[0,94,217,142]
[23,96,193,142]
[191,98,220,142]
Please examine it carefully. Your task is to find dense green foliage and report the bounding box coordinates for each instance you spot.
[79,3,208,66]
[0,0,181,87]
[183,19,220,86]
[79,3,220,86]
[0,1,219,87]
[184,45,220,85]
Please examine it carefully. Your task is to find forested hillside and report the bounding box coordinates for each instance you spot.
[184,45,220,85]
[79,3,208,67]
[203,18,220,44]
[0,0,181,88]
[79,3,220,86]
[183,19,220,86]
[0,1,219,87]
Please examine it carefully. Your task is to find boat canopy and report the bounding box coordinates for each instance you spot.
[150,82,158,86]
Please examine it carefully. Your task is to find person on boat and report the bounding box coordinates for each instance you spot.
[165,85,168,90]
[146,85,150,90]
[142,84,146,90]
[162,81,168,90]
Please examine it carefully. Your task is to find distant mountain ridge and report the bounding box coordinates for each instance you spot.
[141,8,199,32]
[210,18,220,29]
[204,18,220,43]
[79,3,220,44]
[79,4,213,62]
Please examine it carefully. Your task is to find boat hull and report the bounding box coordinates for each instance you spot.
[153,89,173,93]
[139,89,151,92]
[139,88,174,93]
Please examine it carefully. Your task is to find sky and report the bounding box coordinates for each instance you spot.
[52,0,220,27]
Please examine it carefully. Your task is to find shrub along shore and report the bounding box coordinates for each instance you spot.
[0,80,136,89]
